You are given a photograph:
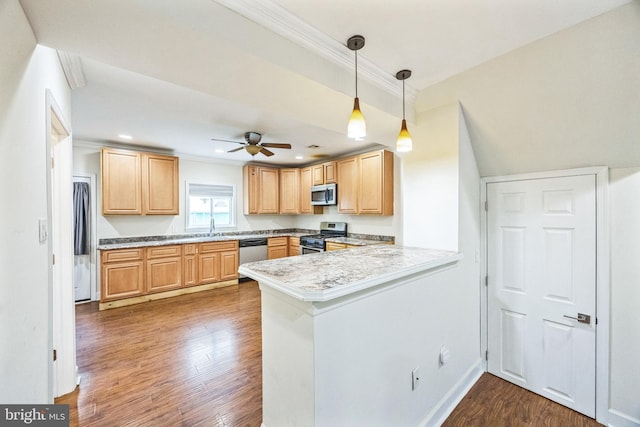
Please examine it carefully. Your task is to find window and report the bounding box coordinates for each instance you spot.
[186,182,236,230]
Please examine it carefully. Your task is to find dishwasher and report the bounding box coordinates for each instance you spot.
[238,237,268,281]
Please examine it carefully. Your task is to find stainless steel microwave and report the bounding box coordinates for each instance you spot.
[311,183,337,206]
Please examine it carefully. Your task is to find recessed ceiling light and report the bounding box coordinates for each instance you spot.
[295,155,303,160]
[215,149,224,153]
[118,134,133,140]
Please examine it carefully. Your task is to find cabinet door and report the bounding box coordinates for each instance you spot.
[243,165,259,215]
[326,242,347,251]
[268,246,288,260]
[198,252,220,284]
[259,167,280,214]
[300,167,322,215]
[324,161,337,183]
[358,150,394,215]
[101,148,142,215]
[220,251,239,281]
[288,236,300,257]
[101,261,145,300]
[337,156,358,214]
[146,257,182,293]
[279,168,300,214]
[312,164,325,185]
[142,153,179,215]
[183,255,197,287]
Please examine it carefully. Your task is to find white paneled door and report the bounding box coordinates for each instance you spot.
[487,175,596,417]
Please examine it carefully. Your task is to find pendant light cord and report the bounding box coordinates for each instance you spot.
[402,79,405,119]
[355,50,358,98]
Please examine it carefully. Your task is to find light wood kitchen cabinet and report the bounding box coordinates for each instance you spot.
[312,161,337,185]
[198,241,239,284]
[337,156,359,214]
[146,245,182,293]
[101,148,142,215]
[324,161,337,183]
[101,148,179,215]
[326,242,347,251]
[142,153,179,215]
[337,150,394,216]
[183,244,198,287]
[288,236,300,257]
[299,167,323,215]
[243,165,279,214]
[268,237,288,259]
[279,168,300,214]
[101,248,145,301]
[358,150,394,215]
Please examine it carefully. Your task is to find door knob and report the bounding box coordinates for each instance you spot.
[563,313,591,324]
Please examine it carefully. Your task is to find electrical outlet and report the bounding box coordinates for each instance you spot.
[440,345,451,365]
[39,219,48,243]
[411,367,420,391]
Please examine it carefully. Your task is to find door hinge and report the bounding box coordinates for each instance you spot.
[485,275,488,287]
[51,157,54,169]
[53,349,57,362]
[485,350,488,361]
[484,200,488,211]
[52,254,55,265]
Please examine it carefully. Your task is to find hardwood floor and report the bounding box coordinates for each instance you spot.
[442,373,603,427]
[57,282,263,426]
[58,281,602,426]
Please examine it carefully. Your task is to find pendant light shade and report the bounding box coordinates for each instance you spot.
[347,35,366,140]
[395,69,413,153]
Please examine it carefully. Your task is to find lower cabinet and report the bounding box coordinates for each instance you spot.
[326,242,347,251]
[101,248,145,301]
[288,236,300,257]
[146,245,182,293]
[268,237,288,259]
[101,241,239,303]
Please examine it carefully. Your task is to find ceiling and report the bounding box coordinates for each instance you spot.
[19,0,631,166]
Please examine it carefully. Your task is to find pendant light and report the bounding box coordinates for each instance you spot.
[395,69,413,153]
[347,35,366,140]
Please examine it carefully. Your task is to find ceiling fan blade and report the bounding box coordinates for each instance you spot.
[227,146,245,153]
[212,138,244,144]
[260,143,291,149]
[260,147,275,157]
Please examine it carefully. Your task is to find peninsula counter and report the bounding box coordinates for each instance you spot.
[238,245,463,427]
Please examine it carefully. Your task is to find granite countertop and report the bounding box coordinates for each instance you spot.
[324,236,387,246]
[238,245,462,302]
[97,232,309,251]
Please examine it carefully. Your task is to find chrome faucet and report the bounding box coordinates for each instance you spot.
[209,217,216,236]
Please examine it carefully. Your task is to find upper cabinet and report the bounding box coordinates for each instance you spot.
[279,168,300,214]
[243,165,279,215]
[312,161,337,185]
[338,150,394,216]
[101,148,178,215]
[242,150,392,216]
[300,167,323,215]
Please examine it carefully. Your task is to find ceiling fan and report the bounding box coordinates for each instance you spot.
[212,131,292,157]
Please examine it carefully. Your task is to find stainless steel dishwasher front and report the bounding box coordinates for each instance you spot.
[238,237,268,280]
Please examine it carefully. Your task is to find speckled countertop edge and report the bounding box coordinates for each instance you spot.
[238,245,462,302]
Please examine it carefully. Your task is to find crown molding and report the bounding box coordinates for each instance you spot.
[213,0,417,103]
[57,51,86,89]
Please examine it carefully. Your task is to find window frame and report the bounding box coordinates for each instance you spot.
[185,181,237,231]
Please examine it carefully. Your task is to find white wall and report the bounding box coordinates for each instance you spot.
[400,103,482,422]
[0,0,71,403]
[609,168,640,425]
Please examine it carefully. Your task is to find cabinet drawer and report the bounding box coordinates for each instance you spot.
[199,240,239,253]
[146,245,181,259]
[183,243,197,255]
[102,248,144,263]
[268,237,288,247]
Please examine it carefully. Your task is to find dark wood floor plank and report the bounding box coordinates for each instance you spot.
[442,373,603,427]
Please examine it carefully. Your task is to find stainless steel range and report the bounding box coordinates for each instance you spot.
[299,221,347,254]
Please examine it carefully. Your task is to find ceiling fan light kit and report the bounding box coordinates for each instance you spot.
[395,69,413,153]
[212,131,291,157]
[347,35,366,140]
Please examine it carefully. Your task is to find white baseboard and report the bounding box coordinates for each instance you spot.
[608,409,640,427]
[420,359,484,427]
